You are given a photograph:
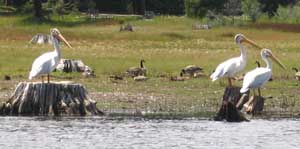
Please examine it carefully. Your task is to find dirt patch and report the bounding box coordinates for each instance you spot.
[247,23,300,33]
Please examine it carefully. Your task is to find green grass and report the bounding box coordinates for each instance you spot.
[1,14,300,117]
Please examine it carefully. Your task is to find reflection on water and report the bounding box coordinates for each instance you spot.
[0,117,299,148]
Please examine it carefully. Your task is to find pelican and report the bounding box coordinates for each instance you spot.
[29,28,72,83]
[210,34,261,87]
[240,49,286,97]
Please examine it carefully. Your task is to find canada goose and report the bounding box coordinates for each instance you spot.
[109,74,124,80]
[292,67,300,81]
[182,65,203,77]
[170,72,185,81]
[126,59,147,77]
[134,75,148,81]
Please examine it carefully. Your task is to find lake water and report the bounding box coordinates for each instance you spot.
[0,116,299,148]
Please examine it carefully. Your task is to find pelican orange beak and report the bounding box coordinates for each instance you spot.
[242,38,262,49]
[57,34,72,48]
[270,53,286,70]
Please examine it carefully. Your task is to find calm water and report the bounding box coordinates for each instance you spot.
[0,116,299,149]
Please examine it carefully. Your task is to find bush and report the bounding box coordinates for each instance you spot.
[242,0,262,22]
[185,0,226,18]
[272,4,300,23]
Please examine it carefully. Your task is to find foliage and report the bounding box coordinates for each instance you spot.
[272,4,300,23]
[242,0,262,22]
[184,0,227,18]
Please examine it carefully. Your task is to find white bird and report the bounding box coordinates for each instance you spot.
[29,28,72,83]
[210,34,261,87]
[240,49,286,96]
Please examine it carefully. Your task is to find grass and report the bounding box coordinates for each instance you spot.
[1,14,300,117]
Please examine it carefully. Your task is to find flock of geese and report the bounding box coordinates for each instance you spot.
[28,28,297,108]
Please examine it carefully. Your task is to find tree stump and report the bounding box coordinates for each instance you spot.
[0,82,103,116]
[214,87,250,122]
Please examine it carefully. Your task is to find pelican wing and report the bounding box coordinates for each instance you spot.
[29,52,58,79]
[29,34,52,44]
[210,57,243,81]
[240,68,272,93]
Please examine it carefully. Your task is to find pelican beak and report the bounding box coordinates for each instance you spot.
[270,53,286,70]
[242,38,262,49]
[57,34,72,48]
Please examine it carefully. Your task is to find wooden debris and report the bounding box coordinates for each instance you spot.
[56,59,95,77]
[0,82,103,116]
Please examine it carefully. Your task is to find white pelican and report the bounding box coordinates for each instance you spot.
[240,48,286,97]
[210,34,261,87]
[29,28,72,83]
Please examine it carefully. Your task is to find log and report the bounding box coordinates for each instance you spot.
[214,87,250,122]
[55,59,95,77]
[0,82,103,116]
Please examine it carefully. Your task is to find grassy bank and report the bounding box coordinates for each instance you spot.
[0,14,300,117]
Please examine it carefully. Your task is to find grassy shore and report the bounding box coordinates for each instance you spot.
[1,15,300,117]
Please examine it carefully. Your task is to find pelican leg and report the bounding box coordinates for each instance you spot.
[244,89,255,112]
[47,74,50,83]
[228,78,232,87]
[258,88,261,97]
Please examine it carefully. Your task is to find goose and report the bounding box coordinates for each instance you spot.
[126,59,147,77]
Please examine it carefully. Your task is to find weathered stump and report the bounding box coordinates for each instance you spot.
[214,87,250,122]
[0,82,103,116]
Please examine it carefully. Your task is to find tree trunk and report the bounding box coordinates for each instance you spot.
[33,0,43,18]
[0,82,103,116]
[214,87,250,122]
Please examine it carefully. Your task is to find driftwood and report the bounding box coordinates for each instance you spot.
[56,59,95,77]
[0,82,103,116]
[214,87,250,122]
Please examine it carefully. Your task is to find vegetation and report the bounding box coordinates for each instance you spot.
[0,14,300,117]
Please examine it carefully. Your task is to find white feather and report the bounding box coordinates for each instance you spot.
[29,51,60,79]
[240,68,272,93]
[210,56,246,81]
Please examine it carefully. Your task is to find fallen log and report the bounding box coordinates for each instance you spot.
[0,82,103,116]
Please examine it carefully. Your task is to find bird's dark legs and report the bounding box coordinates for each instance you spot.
[47,74,50,83]
[42,76,44,83]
